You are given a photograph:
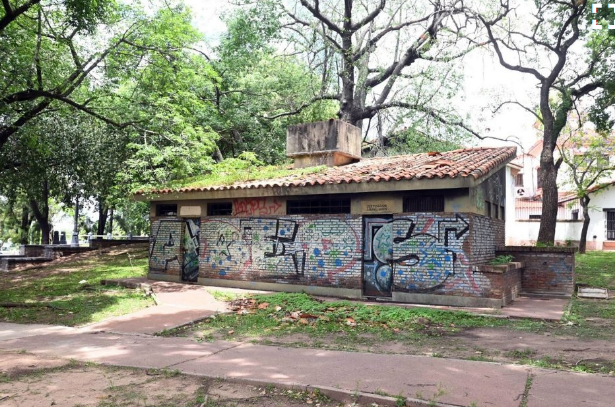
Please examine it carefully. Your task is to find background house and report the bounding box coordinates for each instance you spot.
[506,136,615,250]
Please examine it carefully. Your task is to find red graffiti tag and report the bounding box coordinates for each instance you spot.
[232,198,283,216]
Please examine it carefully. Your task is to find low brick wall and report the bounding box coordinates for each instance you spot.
[19,245,46,257]
[474,262,523,305]
[496,246,576,296]
[89,239,149,249]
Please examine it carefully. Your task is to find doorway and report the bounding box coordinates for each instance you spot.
[362,216,394,297]
[181,218,200,282]
[607,211,615,241]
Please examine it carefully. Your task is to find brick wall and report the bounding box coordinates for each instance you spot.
[148,210,511,302]
[369,213,502,299]
[201,215,363,289]
[496,246,575,295]
[149,217,183,276]
[475,264,522,304]
[89,239,148,250]
[19,245,45,257]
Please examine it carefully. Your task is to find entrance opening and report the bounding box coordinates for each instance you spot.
[181,218,200,282]
[362,216,394,297]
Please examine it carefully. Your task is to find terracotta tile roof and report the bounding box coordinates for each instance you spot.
[139,146,517,195]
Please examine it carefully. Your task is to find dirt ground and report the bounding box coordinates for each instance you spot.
[0,350,368,407]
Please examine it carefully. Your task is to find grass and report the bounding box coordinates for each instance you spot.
[0,247,154,326]
[164,292,544,344]
[575,251,615,289]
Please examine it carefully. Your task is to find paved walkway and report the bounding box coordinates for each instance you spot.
[0,280,584,406]
[85,279,230,334]
[1,322,614,407]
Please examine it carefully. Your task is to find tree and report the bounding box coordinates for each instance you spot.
[558,121,615,253]
[228,0,487,147]
[1,1,223,240]
[477,0,615,244]
[0,0,214,153]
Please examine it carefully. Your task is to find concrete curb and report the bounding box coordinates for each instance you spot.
[80,356,457,407]
[177,375,459,407]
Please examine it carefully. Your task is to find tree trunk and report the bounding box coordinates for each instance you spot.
[108,208,114,236]
[537,84,558,245]
[73,195,79,243]
[579,195,591,254]
[29,180,50,244]
[537,159,558,244]
[97,198,108,238]
[19,206,30,244]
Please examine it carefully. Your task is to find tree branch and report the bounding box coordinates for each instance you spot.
[0,0,40,31]
[493,101,542,122]
[299,0,341,34]
[262,94,340,119]
[350,0,385,32]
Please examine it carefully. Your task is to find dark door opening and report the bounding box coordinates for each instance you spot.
[181,218,200,282]
[362,216,394,297]
[608,211,615,241]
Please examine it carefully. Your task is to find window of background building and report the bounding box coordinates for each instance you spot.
[287,197,350,214]
[403,195,444,212]
[156,204,177,216]
[207,202,233,216]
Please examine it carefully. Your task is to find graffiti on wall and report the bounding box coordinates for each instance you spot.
[202,217,361,285]
[182,219,200,282]
[150,219,182,272]
[363,214,482,295]
[232,198,283,216]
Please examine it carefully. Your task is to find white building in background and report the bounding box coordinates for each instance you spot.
[506,140,615,251]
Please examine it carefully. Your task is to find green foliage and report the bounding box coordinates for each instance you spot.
[535,241,555,247]
[159,154,327,191]
[489,255,514,265]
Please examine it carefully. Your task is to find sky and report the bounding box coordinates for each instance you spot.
[184,0,542,153]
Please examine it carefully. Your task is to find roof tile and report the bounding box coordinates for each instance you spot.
[139,146,517,195]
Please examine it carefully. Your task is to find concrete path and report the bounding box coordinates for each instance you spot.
[500,296,568,320]
[0,280,576,406]
[85,279,229,334]
[1,322,614,407]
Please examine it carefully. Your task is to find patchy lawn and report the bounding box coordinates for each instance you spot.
[0,246,154,326]
[165,251,615,375]
[575,251,615,289]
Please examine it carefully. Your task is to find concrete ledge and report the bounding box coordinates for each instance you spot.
[392,292,503,309]
[147,273,181,283]
[197,278,363,299]
[474,262,524,274]
[496,245,577,253]
[207,376,451,407]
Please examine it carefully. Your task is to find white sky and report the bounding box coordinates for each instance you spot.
[185,0,541,153]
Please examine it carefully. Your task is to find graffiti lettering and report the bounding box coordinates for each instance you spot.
[233,198,283,216]
[203,217,361,285]
[363,214,480,296]
[150,220,182,272]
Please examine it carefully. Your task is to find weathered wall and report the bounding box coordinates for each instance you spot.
[149,218,183,276]
[148,210,509,302]
[496,246,575,296]
[89,239,148,249]
[19,245,46,257]
[470,168,506,216]
[201,215,363,288]
[363,213,503,298]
